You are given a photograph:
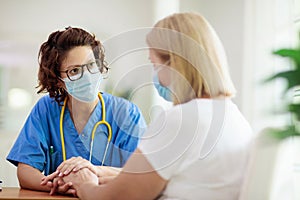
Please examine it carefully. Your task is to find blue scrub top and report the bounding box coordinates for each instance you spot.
[6,92,146,175]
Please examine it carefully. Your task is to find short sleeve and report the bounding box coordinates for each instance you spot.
[6,98,50,172]
[112,98,147,139]
[107,96,147,166]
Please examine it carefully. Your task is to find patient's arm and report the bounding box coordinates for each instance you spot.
[17,163,50,192]
[63,149,167,200]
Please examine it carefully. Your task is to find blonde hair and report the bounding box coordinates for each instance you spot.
[147,12,236,105]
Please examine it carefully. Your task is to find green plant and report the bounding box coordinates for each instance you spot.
[265,43,300,139]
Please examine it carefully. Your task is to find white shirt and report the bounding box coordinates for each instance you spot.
[139,98,253,200]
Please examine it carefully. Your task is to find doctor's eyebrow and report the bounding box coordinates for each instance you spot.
[66,59,96,69]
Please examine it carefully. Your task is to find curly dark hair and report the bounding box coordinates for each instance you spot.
[37,27,107,104]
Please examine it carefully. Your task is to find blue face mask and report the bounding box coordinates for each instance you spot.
[63,72,102,102]
[153,69,172,102]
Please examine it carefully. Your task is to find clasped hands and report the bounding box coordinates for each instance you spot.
[40,157,120,196]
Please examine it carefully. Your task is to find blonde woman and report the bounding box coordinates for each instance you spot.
[61,12,253,200]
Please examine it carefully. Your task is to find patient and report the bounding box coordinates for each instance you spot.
[49,12,253,199]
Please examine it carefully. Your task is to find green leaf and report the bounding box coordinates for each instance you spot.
[274,49,300,68]
[288,103,300,121]
[266,126,300,139]
[265,70,300,92]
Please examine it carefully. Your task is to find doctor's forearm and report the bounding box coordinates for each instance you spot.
[17,163,50,192]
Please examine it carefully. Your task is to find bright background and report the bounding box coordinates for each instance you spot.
[0,0,299,193]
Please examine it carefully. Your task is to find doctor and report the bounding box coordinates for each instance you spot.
[6,27,146,195]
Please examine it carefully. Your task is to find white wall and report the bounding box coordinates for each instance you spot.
[242,0,294,133]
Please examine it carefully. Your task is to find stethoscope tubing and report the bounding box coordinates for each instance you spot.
[60,93,112,165]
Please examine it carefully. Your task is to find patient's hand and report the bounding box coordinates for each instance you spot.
[96,166,121,184]
[63,168,98,193]
[41,156,97,183]
[56,157,97,176]
[54,156,121,184]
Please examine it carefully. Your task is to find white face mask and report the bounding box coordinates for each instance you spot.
[63,72,102,102]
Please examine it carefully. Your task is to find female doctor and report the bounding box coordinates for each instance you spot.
[6,27,146,194]
[60,12,253,200]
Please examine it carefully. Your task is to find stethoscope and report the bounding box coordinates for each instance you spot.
[59,93,112,165]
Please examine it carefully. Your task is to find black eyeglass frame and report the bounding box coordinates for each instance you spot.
[60,59,108,81]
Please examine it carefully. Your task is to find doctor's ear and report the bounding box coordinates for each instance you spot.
[57,78,65,89]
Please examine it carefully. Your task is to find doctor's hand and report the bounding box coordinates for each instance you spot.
[41,170,59,186]
[41,172,76,196]
[49,176,76,196]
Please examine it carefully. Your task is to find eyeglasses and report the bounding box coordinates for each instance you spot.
[60,59,108,81]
